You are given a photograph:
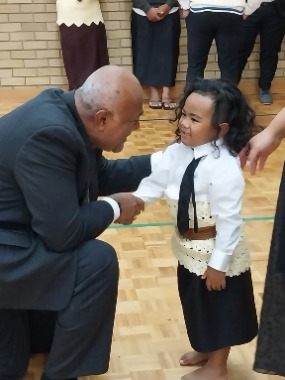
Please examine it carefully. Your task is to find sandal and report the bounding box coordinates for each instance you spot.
[162,98,176,110]
[149,99,162,109]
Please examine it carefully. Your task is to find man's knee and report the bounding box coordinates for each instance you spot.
[77,239,119,284]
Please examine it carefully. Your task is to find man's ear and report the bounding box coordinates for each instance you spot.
[94,109,110,131]
[219,122,230,137]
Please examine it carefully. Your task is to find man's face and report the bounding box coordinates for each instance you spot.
[106,99,143,153]
[87,93,143,152]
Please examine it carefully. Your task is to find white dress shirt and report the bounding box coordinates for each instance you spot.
[103,151,163,222]
[134,141,246,273]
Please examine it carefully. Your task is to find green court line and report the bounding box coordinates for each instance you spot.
[108,216,274,229]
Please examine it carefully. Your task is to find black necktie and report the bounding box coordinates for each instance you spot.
[177,157,202,235]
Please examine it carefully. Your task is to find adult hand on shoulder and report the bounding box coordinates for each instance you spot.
[111,193,145,225]
[157,4,171,20]
[146,7,160,22]
[239,129,282,175]
[202,266,226,291]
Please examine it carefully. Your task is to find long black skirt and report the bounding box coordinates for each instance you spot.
[59,22,109,90]
[254,162,285,376]
[178,264,258,352]
[131,11,180,87]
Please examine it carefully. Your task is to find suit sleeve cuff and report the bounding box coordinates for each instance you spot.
[208,248,231,272]
[102,197,121,222]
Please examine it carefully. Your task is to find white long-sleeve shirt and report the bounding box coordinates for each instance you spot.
[178,0,262,15]
[134,141,245,273]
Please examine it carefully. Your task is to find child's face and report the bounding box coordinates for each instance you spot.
[179,92,217,147]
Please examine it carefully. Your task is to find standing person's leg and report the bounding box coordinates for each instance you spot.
[236,13,260,84]
[258,3,285,102]
[185,12,214,84]
[161,11,181,110]
[131,11,162,109]
[43,239,119,379]
[59,23,109,90]
[0,310,30,380]
[215,12,243,84]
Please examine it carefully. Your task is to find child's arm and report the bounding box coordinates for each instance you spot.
[133,149,171,203]
[111,146,174,224]
[205,162,245,290]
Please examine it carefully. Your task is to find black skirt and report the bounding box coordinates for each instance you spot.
[254,162,285,376]
[178,264,258,352]
[59,22,109,90]
[131,10,181,87]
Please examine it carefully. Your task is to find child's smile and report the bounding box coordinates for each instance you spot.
[178,92,217,147]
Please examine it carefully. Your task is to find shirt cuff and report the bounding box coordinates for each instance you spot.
[150,151,163,172]
[208,248,231,272]
[102,197,121,222]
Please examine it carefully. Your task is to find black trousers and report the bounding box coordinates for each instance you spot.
[185,11,243,84]
[237,2,285,90]
[0,239,119,380]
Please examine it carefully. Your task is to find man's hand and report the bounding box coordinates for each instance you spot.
[146,7,160,22]
[239,129,281,175]
[111,193,144,225]
[157,4,171,20]
[202,266,226,291]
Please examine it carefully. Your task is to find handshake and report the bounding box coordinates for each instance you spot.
[110,193,145,225]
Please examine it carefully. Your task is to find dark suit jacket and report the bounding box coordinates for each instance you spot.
[276,0,285,17]
[0,89,152,310]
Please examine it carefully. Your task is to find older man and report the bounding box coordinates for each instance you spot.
[0,66,159,380]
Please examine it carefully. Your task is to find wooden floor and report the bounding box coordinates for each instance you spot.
[1,88,285,380]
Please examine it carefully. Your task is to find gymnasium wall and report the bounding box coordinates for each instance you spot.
[0,0,284,89]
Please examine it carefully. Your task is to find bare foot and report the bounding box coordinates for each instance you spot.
[181,365,228,380]
[179,351,210,366]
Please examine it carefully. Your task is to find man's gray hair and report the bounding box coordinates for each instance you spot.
[77,72,114,115]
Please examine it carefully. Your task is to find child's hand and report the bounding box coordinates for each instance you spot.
[182,9,190,18]
[202,266,226,291]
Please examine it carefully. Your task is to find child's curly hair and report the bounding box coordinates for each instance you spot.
[173,78,256,155]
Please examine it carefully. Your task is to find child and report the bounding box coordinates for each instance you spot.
[131,0,180,110]
[113,78,258,380]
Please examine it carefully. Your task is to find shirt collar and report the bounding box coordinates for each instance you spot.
[192,139,224,159]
